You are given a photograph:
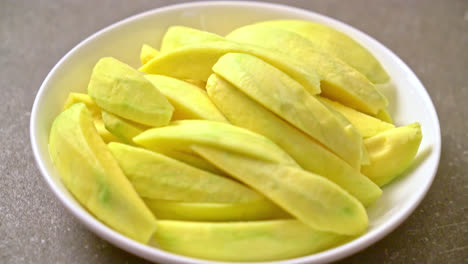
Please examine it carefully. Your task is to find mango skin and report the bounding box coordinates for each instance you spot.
[152,220,349,262]
[88,57,174,127]
[143,199,289,221]
[140,44,159,65]
[206,74,382,206]
[318,97,395,138]
[141,26,321,95]
[226,24,388,115]
[213,52,363,168]
[258,20,390,84]
[144,74,227,122]
[48,103,157,243]
[194,145,368,236]
[361,123,422,186]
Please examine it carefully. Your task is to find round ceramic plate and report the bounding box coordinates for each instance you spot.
[30,1,441,264]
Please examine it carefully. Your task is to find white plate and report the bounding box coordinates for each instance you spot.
[30,1,441,264]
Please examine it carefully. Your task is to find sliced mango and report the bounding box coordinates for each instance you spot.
[141,26,321,95]
[108,142,268,204]
[226,24,388,114]
[318,97,395,138]
[144,74,227,122]
[206,74,382,206]
[48,103,157,243]
[361,123,422,186]
[257,20,390,84]
[134,120,299,167]
[194,145,368,235]
[144,199,288,221]
[160,26,225,52]
[101,111,147,144]
[213,53,363,168]
[152,220,349,262]
[140,44,159,65]
[375,108,394,124]
[88,57,173,127]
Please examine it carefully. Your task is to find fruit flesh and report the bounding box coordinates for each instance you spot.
[48,103,157,243]
[213,52,363,168]
[361,123,422,186]
[140,44,159,65]
[206,74,382,206]
[152,220,349,262]
[141,26,321,95]
[101,111,147,144]
[226,24,388,115]
[256,20,390,84]
[144,74,227,122]
[88,57,174,127]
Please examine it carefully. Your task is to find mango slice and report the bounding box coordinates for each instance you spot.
[206,74,382,206]
[375,108,394,124]
[194,145,368,235]
[108,142,268,204]
[152,220,349,262]
[88,57,173,127]
[318,97,395,138]
[144,74,227,122]
[140,44,159,65]
[101,111,148,145]
[213,53,363,168]
[361,123,422,186]
[144,199,288,221]
[141,26,321,95]
[160,26,225,52]
[134,120,299,167]
[226,24,388,115]
[49,103,157,243]
[257,20,390,84]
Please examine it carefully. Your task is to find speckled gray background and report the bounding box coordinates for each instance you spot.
[1,0,467,263]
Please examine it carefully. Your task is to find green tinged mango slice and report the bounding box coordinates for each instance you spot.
[318,97,395,138]
[193,145,368,235]
[144,74,227,122]
[152,220,349,262]
[140,44,159,65]
[88,57,173,127]
[134,119,299,167]
[226,24,388,115]
[361,123,422,186]
[213,53,363,168]
[258,20,390,84]
[48,103,157,243]
[206,74,382,206]
[107,142,268,204]
[101,111,148,145]
[141,26,321,95]
[144,199,288,221]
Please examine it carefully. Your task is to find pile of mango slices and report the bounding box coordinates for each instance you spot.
[49,20,422,262]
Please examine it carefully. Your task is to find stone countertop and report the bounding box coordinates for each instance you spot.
[1,0,466,263]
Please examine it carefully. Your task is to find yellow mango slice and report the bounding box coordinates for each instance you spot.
[213,53,363,168]
[152,220,349,262]
[318,97,395,138]
[361,123,422,186]
[140,44,159,65]
[375,108,394,124]
[48,103,157,243]
[141,26,321,95]
[226,24,388,114]
[194,145,368,235]
[101,111,148,145]
[206,74,382,206]
[144,199,288,221]
[88,57,174,127]
[134,120,299,167]
[160,26,225,52]
[144,74,227,122]
[258,20,390,84]
[63,93,120,143]
[108,142,270,204]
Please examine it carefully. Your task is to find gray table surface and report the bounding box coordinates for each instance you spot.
[1,0,467,263]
